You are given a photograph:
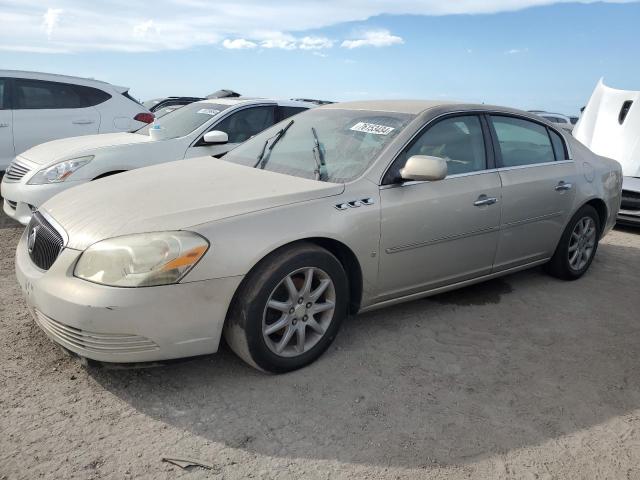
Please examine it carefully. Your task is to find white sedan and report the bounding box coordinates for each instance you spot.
[1,98,312,224]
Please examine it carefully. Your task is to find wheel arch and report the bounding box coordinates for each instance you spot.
[583,197,608,236]
[224,237,364,327]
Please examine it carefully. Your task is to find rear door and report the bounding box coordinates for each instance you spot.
[0,78,14,170]
[12,78,100,155]
[489,114,577,271]
[377,114,502,300]
[186,105,276,158]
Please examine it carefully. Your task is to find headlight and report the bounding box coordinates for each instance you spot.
[74,231,209,287]
[28,156,94,184]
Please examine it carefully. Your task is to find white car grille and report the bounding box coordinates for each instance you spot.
[4,158,32,182]
[33,310,159,355]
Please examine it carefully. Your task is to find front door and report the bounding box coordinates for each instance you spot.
[378,114,502,300]
[187,105,276,159]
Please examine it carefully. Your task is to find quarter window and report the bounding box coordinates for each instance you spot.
[491,116,555,167]
[214,106,275,143]
[549,129,568,160]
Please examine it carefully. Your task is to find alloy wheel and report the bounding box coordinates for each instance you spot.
[568,216,597,271]
[262,267,336,357]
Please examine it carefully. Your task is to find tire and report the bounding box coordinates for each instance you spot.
[545,205,600,280]
[223,242,349,373]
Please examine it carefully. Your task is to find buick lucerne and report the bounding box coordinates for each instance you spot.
[15,101,622,372]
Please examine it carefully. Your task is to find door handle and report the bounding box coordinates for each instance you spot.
[0,123,9,128]
[72,119,94,125]
[474,195,498,207]
[555,181,573,191]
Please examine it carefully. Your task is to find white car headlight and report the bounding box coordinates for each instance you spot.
[74,231,209,287]
[28,156,94,185]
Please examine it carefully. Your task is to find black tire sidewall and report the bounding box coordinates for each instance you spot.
[240,246,348,373]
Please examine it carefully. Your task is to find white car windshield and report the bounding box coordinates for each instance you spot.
[136,102,232,139]
[223,108,415,182]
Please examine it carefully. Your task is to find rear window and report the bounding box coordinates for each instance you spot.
[491,116,555,167]
[549,129,568,160]
[75,85,111,106]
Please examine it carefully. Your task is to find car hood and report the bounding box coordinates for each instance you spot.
[20,133,152,165]
[42,157,345,250]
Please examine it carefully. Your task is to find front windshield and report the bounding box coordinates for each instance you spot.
[223,108,415,182]
[136,102,233,139]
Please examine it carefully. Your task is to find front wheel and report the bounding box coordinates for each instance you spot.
[545,205,600,280]
[224,243,348,373]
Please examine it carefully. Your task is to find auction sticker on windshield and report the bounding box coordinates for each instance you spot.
[350,122,395,135]
[197,109,221,116]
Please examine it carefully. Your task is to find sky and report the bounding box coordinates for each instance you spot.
[0,1,639,115]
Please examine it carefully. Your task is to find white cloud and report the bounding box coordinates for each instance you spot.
[258,32,297,50]
[0,1,634,53]
[222,38,257,49]
[506,48,529,54]
[42,8,62,38]
[133,20,158,38]
[341,30,403,49]
[300,36,334,50]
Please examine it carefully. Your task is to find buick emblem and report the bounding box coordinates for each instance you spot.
[27,225,39,254]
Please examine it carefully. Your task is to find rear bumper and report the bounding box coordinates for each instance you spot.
[15,229,243,363]
[618,176,640,226]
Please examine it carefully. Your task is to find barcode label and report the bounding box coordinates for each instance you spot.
[350,122,395,135]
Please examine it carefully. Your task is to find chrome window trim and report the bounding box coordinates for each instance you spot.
[379,159,575,190]
[378,108,573,186]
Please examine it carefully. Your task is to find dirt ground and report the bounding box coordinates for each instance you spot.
[1,212,640,480]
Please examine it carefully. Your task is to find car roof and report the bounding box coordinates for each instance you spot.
[196,97,316,108]
[0,69,122,90]
[319,99,541,117]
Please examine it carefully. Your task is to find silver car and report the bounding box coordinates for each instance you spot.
[15,101,622,372]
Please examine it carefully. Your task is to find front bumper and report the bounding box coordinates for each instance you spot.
[15,228,243,363]
[1,178,86,225]
[618,176,640,226]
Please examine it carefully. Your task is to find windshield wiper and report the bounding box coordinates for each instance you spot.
[253,119,294,169]
[311,127,328,181]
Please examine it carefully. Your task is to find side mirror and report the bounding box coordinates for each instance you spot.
[203,130,229,144]
[400,155,447,182]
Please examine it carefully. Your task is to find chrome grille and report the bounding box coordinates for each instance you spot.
[27,212,64,270]
[621,190,640,211]
[4,158,31,182]
[34,310,159,354]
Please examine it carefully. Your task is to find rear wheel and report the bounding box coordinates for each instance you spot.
[224,243,348,373]
[546,205,600,280]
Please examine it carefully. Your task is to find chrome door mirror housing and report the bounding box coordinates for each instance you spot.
[203,130,229,144]
[400,155,448,182]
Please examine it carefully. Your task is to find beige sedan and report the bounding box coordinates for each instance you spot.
[16,101,622,372]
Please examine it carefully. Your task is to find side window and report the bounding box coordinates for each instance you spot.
[276,106,307,122]
[549,129,568,160]
[213,106,275,143]
[0,79,6,110]
[491,116,555,167]
[15,79,87,109]
[74,85,111,106]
